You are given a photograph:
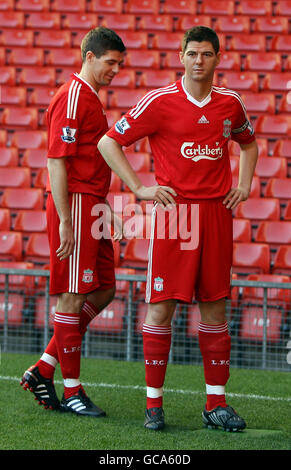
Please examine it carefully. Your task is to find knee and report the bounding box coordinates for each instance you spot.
[145,300,176,326]
[57,293,86,314]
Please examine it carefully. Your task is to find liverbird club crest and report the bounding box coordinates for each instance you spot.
[223,119,232,138]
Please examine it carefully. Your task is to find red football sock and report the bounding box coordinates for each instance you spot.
[198,322,231,411]
[36,301,99,379]
[53,312,82,398]
[142,323,172,409]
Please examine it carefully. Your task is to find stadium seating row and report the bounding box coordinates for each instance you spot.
[2,0,291,17]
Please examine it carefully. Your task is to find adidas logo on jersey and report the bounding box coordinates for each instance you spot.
[198,115,209,124]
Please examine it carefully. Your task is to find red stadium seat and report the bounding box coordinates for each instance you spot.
[243,273,291,303]
[161,0,197,14]
[122,238,150,269]
[271,36,291,53]
[61,12,97,30]
[109,172,122,192]
[123,172,157,192]
[278,95,291,116]
[216,52,241,71]
[25,12,61,29]
[0,130,8,147]
[235,198,280,222]
[137,15,173,32]
[0,48,4,66]
[163,51,184,70]
[0,209,10,231]
[109,70,136,88]
[47,49,81,68]
[50,0,86,12]
[233,218,252,242]
[275,0,291,15]
[106,192,136,214]
[272,140,291,159]
[255,221,291,247]
[139,70,176,88]
[125,0,160,14]
[21,148,47,169]
[214,15,250,33]
[228,34,266,52]
[255,157,287,181]
[34,30,71,48]
[0,231,23,261]
[123,213,152,239]
[0,293,24,326]
[284,201,291,221]
[110,89,145,109]
[177,15,212,31]
[7,48,44,67]
[229,138,268,158]
[255,116,291,137]
[0,11,24,28]
[0,148,19,167]
[1,188,44,210]
[18,67,56,87]
[237,0,273,15]
[34,168,48,189]
[89,299,126,333]
[273,246,291,275]
[14,210,47,233]
[0,67,16,85]
[24,233,50,263]
[254,17,289,34]
[1,107,38,130]
[244,52,281,72]
[152,32,184,51]
[88,0,123,13]
[263,72,291,91]
[10,130,47,149]
[15,0,50,11]
[99,13,135,30]
[265,178,291,202]
[232,242,270,274]
[0,167,31,189]
[240,93,275,114]
[27,87,58,107]
[124,50,160,70]
[220,71,259,92]
[200,0,234,15]
[0,0,14,10]
[239,304,284,343]
[0,261,35,290]
[0,86,26,107]
[230,156,239,176]
[0,29,34,47]
[124,151,151,172]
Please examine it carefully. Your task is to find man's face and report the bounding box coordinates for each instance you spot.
[180,41,220,82]
[88,49,125,87]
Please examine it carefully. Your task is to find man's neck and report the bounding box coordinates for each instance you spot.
[78,66,100,93]
[183,76,212,102]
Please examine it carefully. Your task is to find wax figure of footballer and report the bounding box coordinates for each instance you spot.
[98,26,258,431]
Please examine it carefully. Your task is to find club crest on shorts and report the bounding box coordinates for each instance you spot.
[82,269,93,283]
[154,277,164,292]
[61,126,77,143]
[223,119,232,138]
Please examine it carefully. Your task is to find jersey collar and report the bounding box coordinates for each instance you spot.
[181,75,212,108]
[73,73,99,97]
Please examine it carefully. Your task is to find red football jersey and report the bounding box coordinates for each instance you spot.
[46,73,111,197]
[107,77,256,199]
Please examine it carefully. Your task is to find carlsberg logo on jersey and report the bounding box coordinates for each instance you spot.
[181,142,223,162]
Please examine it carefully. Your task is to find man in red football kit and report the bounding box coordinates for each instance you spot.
[20,27,126,417]
[98,26,258,431]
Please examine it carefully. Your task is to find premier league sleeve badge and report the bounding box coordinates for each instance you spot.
[61,126,77,143]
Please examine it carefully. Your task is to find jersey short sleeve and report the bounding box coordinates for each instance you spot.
[106,89,162,146]
[231,94,255,145]
[46,80,84,159]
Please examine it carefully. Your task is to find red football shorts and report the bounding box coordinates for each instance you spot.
[47,193,115,295]
[145,197,233,304]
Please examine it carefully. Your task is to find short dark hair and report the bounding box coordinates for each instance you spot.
[81,27,126,62]
[182,26,220,54]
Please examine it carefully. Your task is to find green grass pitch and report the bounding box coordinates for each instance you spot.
[1,352,291,451]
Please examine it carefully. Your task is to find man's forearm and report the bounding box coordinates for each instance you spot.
[47,158,71,223]
[98,135,143,194]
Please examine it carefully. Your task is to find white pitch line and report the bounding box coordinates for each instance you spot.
[1,375,291,402]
